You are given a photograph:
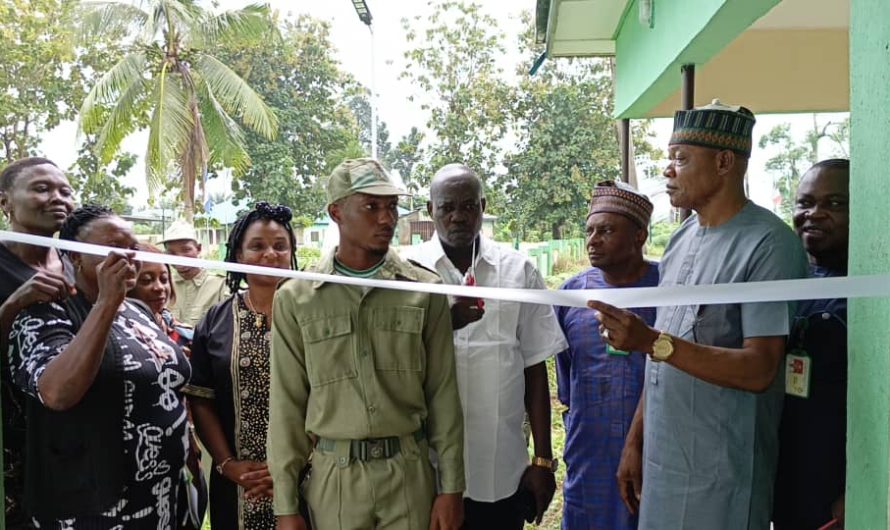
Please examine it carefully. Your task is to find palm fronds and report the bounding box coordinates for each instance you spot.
[195,54,278,139]
[146,69,193,193]
[78,1,150,42]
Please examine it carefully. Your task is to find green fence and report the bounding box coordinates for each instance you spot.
[524,238,585,277]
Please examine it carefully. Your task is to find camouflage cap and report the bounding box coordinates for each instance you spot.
[326,158,407,205]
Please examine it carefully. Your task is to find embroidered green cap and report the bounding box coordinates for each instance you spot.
[669,99,756,157]
[326,158,407,205]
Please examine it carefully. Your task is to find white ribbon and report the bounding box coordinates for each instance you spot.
[1,230,884,309]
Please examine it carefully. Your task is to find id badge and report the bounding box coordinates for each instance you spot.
[785,350,811,398]
[606,343,629,356]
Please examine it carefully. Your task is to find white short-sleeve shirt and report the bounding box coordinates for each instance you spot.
[403,235,568,502]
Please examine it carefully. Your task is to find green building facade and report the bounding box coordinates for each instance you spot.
[541,0,888,526]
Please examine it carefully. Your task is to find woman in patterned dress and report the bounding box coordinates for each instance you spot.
[7,205,191,528]
[128,243,207,530]
[186,202,297,530]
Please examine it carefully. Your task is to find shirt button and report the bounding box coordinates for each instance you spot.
[240,357,251,367]
[368,405,377,413]
[361,350,369,357]
[241,389,250,399]
[822,312,831,320]
[338,457,347,464]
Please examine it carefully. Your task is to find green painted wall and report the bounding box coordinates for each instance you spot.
[612,0,778,118]
[847,0,890,527]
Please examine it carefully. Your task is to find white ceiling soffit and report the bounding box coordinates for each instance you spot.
[546,0,629,57]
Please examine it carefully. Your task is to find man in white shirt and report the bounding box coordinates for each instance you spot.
[403,164,568,529]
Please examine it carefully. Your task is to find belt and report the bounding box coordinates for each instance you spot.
[316,428,425,461]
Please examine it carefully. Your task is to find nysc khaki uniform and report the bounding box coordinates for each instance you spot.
[268,248,465,530]
[168,267,228,327]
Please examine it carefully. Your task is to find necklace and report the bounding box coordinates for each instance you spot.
[244,291,266,330]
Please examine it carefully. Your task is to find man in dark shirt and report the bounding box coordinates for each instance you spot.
[773,158,850,530]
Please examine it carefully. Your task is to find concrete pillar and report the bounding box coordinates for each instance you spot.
[847,0,890,527]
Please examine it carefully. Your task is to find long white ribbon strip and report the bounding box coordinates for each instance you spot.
[2,230,886,309]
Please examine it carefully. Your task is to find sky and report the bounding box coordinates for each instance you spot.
[39,0,849,217]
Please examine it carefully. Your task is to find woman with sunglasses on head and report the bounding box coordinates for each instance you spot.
[0,157,75,527]
[185,202,298,530]
[7,205,191,528]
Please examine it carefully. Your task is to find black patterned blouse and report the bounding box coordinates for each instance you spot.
[0,243,73,527]
[184,292,274,530]
[8,299,191,529]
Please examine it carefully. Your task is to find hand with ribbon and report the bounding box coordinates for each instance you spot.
[587,300,659,354]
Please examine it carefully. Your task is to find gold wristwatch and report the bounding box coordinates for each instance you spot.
[531,456,559,473]
[650,332,675,362]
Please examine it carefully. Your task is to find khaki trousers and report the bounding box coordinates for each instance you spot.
[304,436,436,530]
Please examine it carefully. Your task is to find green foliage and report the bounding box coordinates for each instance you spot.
[68,136,137,214]
[346,92,426,199]
[759,115,849,221]
[132,222,157,235]
[297,245,322,268]
[647,220,680,257]
[398,6,660,241]
[214,16,357,222]
[545,253,589,289]
[78,0,279,220]
[400,1,513,210]
[758,123,810,220]
[389,127,425,192]
[0,0,125,162]
[502,14,620,240]
[346,90,392,162]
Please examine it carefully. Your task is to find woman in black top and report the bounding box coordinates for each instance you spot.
[186,202,297,530]
[7,206,191,528]
[0,157,74,527]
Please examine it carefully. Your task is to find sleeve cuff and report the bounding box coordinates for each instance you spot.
[522,343,565,368]
[436,458,466,494]
[273,477,302,515]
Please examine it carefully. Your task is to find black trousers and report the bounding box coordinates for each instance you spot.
[462,489,528,530]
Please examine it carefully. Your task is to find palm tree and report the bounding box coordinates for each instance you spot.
[78,0,278,220]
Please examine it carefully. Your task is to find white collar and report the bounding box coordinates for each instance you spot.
[428,233,497,269]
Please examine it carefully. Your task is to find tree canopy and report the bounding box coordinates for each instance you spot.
[213,16,359,222]
[400,0,513,210]
[78,0,279,219]
[0,0,123,163]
